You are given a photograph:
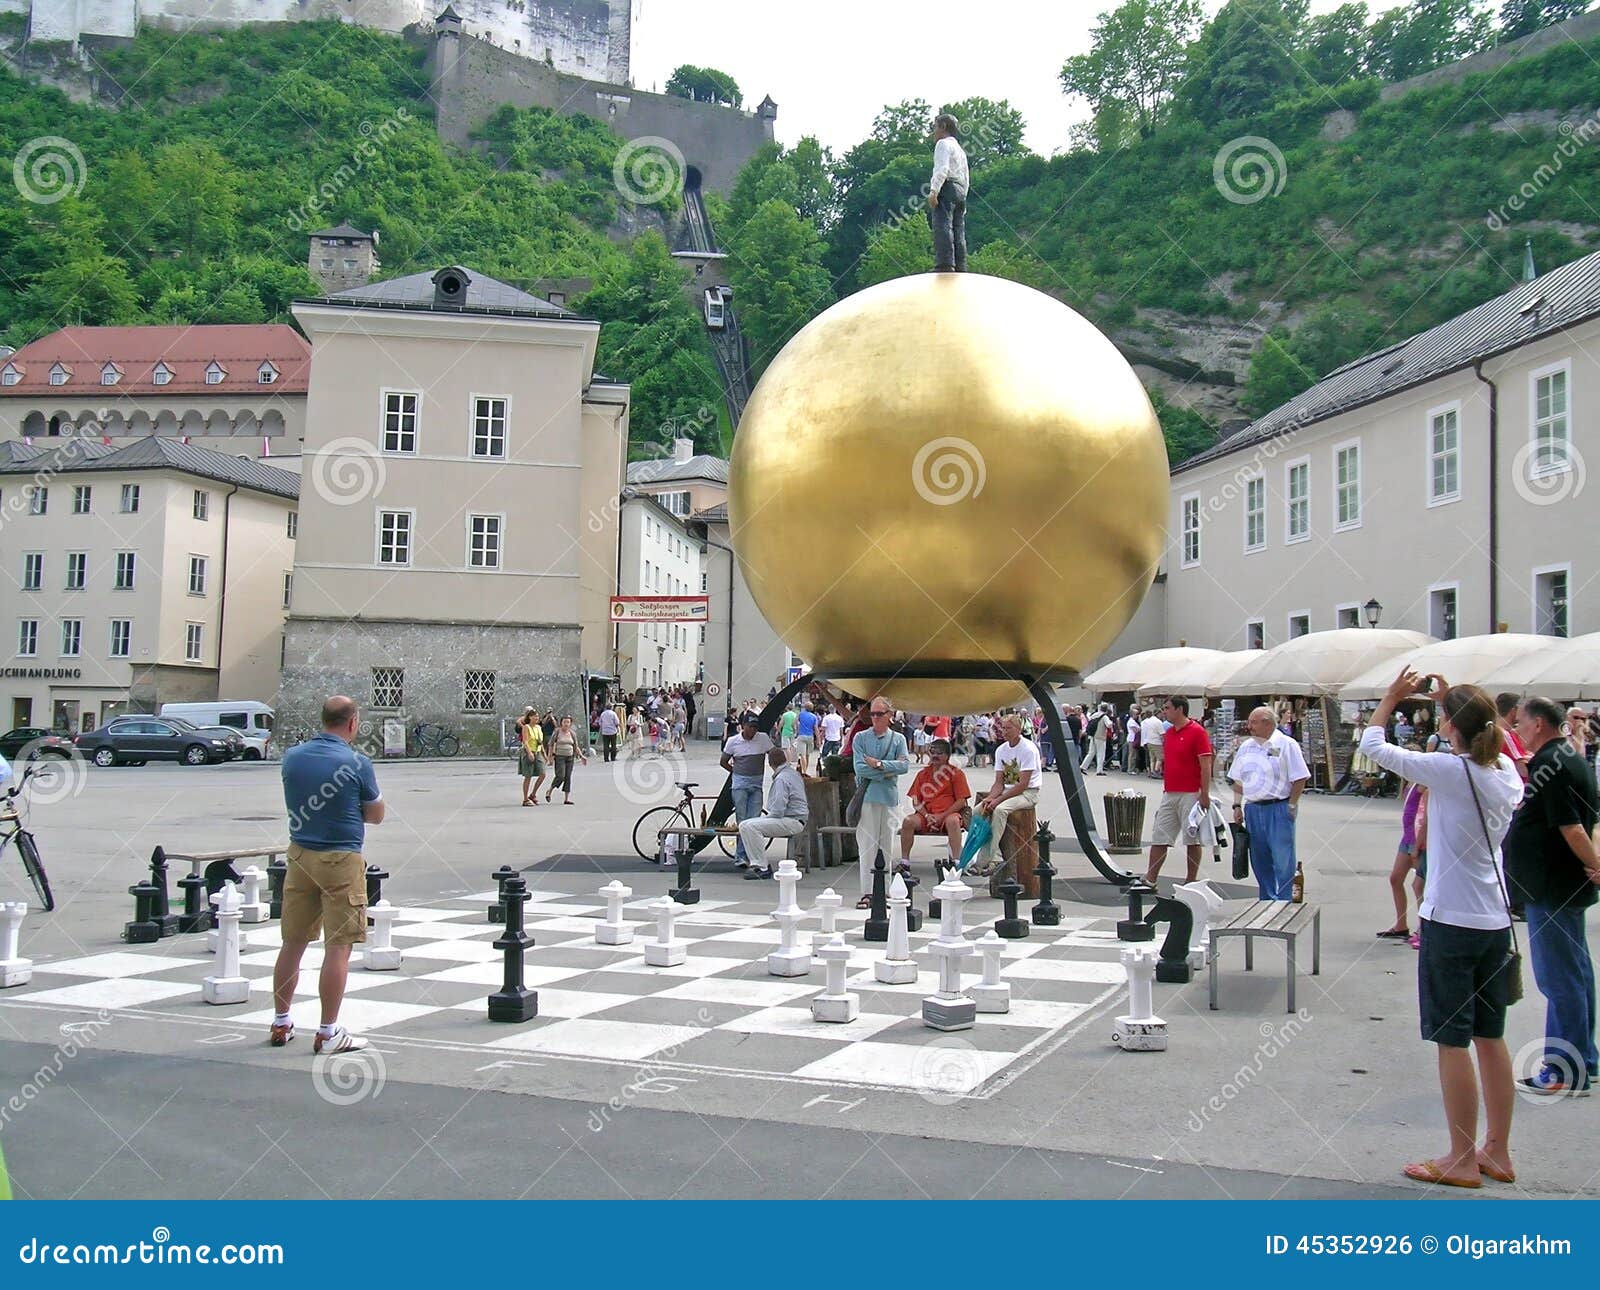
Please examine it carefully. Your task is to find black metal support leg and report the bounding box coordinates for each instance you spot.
[1021,673,1134,886]
[691,671,817,858]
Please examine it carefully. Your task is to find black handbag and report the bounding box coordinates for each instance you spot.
[1463,758,1525,1005]
[1228,820,1250,880]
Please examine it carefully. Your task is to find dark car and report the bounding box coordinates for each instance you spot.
[0,727,74,761]
[74,717,235,767]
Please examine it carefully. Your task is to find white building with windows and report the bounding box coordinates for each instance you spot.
[616,491,704,690]
[279,265,629,751]
[0,438,299,731]
[1110,250,1599,660]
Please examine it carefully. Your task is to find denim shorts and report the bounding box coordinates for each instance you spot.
[1417,918,1512,1047]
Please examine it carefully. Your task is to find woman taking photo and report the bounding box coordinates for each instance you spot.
[1359,669,1524,1189]
[546,715,588,805]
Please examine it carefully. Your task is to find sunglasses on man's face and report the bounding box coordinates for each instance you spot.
[871,710,891,718]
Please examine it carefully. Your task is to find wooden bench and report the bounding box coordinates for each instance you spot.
[1208,900,1321,1013]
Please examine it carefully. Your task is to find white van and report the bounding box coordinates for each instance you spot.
[158,701,274,760]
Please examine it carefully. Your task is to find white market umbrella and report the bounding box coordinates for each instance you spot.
[1475,633,1600,700]
[1339,633,1559,703]
[1134,650,1261,700]
[1218,628,1435,698]
[1083,647,1227,694]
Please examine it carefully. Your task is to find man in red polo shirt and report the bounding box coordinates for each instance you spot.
[1145,695,1213,887]
[900,738,971,876]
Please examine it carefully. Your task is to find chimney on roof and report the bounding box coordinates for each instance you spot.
[432,266,471,310]
[672,437,694,463]
[1522,237,1537,282]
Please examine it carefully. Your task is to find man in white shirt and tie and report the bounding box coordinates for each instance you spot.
[926,113,969,272]
[1229,706,1311,900]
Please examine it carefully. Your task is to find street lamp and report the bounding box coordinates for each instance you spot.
[1363,597,1382,628]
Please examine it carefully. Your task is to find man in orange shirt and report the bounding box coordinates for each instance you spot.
[899,738,971,876]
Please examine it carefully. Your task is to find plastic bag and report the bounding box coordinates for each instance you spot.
[957,812,994,870]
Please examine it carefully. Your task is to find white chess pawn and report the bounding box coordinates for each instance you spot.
[596,880,634,945]
[922,876,976,1031]
[0,901,31,989]
[874,874,917,985]
[969,930,1011,1013]
[202,884,249,1005]
[363,899,402,971]
[206,887,254,954]
[811,935,859,1023]
[767,858,810,977]
[644,896,687,967]
[237,865,269,924]
[809,887,842,948]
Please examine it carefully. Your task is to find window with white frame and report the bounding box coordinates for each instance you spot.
[120,483,140,513]
[193,489,209,520]
[204,362,225,386]
[188,555,207,595]
[287,510,298,538]
[1429,586,1458,640]
[65,552,85,590]
[152,363,173,387]
[283,571,293,610]
[114,551,136,590]
[100,363,120,386]
[60,619,81,657]
[1244,477,1265,551]
[1336,604,1360,629]
[662,490,691,517]
[468,514,502,569]
[109,619,131,658]
[185,622,204,662]
[1180,494,1200,567]
[372,667,404,709]
[1288,613,1310,639]
[1534,567,1569,637]
[383,392,419,453]
[28,486,46,515]
[1335,442,1361,529]
[1286,462,1311,541]
[22,552,42,591]
[377,510,412,565]
[471,397,507,458]
[464,669,496,712]
[258,362,278,385]
[17,619,38,657]
[72,484,91,514]
[1,364,18,386]
[48,363,67,386]
[1532,364,1570,475]
[1428,405,1460,503]
[1245,620,1265,650]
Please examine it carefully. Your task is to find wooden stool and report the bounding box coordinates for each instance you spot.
[988,806,1039,899]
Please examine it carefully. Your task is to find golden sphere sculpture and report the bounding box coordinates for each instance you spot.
[728,272,1169,715]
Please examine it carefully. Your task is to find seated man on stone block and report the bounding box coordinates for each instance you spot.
[967,714,1041,880]
[737,748,810,881]
[900,738,970,878]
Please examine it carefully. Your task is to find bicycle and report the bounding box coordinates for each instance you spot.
[631,780,736,862]
[411,723,460,757]
[2,764,55,912]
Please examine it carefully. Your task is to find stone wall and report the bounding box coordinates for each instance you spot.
[276,616,588,754]
[433,29,774,195]
[1379,9,1600,102]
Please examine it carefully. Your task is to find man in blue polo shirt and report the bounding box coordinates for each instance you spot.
[271,695,384,1055]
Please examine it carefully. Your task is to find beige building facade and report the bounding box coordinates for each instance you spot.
[0,439,298,730]
[617,492,704,691]
[280,266,628,750]
[1101,251,1599,661]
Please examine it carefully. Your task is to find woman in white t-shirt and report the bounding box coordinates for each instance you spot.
[1359,669,1524,1191]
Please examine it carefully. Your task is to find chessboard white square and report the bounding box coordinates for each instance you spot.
[1005,958,1127,984]
[718,1005,902,1040]
[391,907,484,923]
[448,988,636,1018]
[241,946,320,969]
[994,998,1096,1029]
[419,962,587,988]
[606,954,751,979]
[391,922,493,942]
[18,977,199,1009]
[400,939,504,964]
[486,1017,704,1060]
[233,998,440,1031]
[795,1041,1012,1092]
[701,927,784,946]
[37,952,207,979]
[653,978,816,1007]
[526,916,604,935]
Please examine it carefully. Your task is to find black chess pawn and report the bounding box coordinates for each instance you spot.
[902,870,923,933]
[1117,878,1156,942]
[863,851,890,942]
[488,864,517,924]
[995,879,1030,939]
[125,878,161,944]
[488,875,539,1023]
[671,836,700,905]
[267,853,288,920]
[1031,822,1061,927]
[177,861,212,935]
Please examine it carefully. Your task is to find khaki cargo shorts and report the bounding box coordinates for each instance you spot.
[1149,791,1201,848]
[282,842,367,946]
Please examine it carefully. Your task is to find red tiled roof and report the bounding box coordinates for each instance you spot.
[0,325,311,398]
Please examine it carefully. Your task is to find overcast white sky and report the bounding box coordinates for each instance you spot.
[631,0,1409,156]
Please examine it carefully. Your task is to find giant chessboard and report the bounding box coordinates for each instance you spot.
[0,886,1136,1098]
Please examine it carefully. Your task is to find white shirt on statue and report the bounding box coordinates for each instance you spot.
[931,136,969,197]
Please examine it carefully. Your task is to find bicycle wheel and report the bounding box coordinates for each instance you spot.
[632,805,690,862]
[439,734,460,757]
[17,830,54,913]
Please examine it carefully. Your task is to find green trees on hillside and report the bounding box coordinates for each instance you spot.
[665,64,743,107]
[1060,0,1203,140]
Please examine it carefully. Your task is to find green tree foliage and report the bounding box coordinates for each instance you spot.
[1060,0,1203,141]
[574,234,723,456]
[1366,0,1494,79]
[664,64,743,107]
[1297,2,1373,84]
[1499,0,1591,38]
[1179,0,1310,127]
[1149,390,1219,464]
[724,199,834,377]
[938,97,1028,169]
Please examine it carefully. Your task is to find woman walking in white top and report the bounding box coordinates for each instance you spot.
[1359,669,1525,1190]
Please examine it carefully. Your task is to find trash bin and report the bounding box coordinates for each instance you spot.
[706,713,725,741]
[1103,791,1147,855]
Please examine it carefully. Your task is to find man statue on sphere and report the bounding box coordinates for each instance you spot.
[926,113,969,273]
